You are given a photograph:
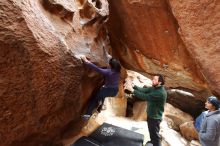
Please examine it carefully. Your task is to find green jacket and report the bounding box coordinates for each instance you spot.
[133,85,167,120]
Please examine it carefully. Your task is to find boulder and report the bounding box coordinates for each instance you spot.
[0,0,109,145]
[179,121,199,141]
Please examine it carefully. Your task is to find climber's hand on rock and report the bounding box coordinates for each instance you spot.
[80,55,90,63]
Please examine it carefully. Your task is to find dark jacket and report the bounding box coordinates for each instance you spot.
[133,85,167,120]
[85,62,120,89]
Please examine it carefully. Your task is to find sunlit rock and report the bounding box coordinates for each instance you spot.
[179,121,199,141]
[160,121,189,146]
[164,104,193,131]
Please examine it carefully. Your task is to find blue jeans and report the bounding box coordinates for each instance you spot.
[85,87,118,115]
[147,117,162,146]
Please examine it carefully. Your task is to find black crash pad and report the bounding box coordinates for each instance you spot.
[90,123,144,146]
[71,136,101,146]
[73,123,144,146]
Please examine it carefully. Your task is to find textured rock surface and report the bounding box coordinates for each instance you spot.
[167,0,220,97]
[167,89,207,117]
[164,104,193,131]
[107,0,212,93]
[0,0,109,145]
[160,120,189,146]
[180,121,199,141]
[107,0,206,90]
[107,0,220,99]
[106,0,220,115]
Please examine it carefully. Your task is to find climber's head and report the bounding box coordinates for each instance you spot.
[109,58,121,72]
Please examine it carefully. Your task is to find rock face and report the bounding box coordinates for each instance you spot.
[167,0,220,96]
[107,0,220,97]
[0,0,109,145]
[180,121,199,141]
[107,0,220,113]
[107,0,207,91]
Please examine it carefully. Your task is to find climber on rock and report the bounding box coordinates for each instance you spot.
[80,48,121,120]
